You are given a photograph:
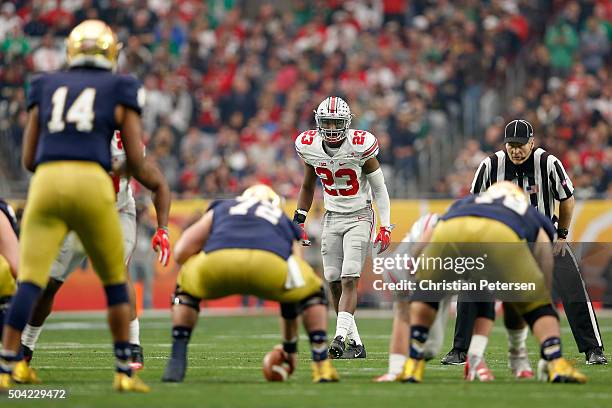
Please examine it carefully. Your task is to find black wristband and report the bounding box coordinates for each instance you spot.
[557,228,568,239]
[293,209,307,224]
[283,341,298,354]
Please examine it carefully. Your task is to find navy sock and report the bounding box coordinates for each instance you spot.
[5,282,42,331]
[541,337,562,361]
[114,341,133,376]
[171,326,192,360]
[409,325,429,360]
[309,330,328,362]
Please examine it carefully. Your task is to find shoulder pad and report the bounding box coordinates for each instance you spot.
[116,74,145,114]
[347,129,378,159]
[295,129,318,157]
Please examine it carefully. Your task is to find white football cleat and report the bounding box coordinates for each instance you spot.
[536,358,549,382]
[465,354,495,382]
[374,373,398,382]
[509,348,534,379]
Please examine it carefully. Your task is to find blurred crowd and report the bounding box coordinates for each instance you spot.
[0,0,610,199]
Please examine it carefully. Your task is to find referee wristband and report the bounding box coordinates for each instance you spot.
[557,228,568,239]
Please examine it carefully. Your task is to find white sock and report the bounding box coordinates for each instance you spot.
[129,319,140,345]
[22,324,43,350]
[468,334,489,358]
[389,353,407,376]
[507,327,528,351]
[348,320,363,345]
[334,312,354,341]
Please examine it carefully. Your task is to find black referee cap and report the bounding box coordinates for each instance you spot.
[504,119,534,144]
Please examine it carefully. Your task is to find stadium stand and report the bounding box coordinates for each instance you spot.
[0,0,609,199]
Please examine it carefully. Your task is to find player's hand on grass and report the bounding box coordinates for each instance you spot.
[285,352,297,373]
[374,226,392,254]
[152,226,170,266]
[553,238,567,257]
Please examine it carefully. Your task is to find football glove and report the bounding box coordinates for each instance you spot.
[293,209,311,246]
[151,227,170,266]
[374,226,393,254]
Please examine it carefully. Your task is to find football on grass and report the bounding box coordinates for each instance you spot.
[262,346,292,381]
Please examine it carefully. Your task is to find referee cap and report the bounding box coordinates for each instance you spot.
[504,119,534,144]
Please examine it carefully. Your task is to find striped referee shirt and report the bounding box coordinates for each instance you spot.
[470,148,574,219]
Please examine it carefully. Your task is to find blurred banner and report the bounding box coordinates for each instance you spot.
[52,199,612,311]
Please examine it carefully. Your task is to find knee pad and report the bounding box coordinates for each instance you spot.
[323,266,341,282]
[342,260,362,279]
[171,286,201,312]
[475,302,496,321]
[298,286,328,314]
[0,295,10,312]
[522,304,559,329]
[280,303,298,320]
[104,283,129,306]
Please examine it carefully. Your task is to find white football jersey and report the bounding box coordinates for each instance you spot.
[110,130,136,215]
[295,128,379,213]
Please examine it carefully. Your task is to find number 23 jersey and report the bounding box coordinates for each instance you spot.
[295,129,379,213]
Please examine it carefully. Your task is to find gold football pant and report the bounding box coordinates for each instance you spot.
[417,216,551,315]
[0,255,16,297]
[177,249,322,302]
[19,162,125,288]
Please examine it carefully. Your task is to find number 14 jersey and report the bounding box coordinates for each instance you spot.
[295,129,379,213]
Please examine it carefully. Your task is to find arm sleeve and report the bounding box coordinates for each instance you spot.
[26,75,43,110]
[549,156,574,201]
[470,158,489,194]
[366,167,391,227]
[116,75,144,115]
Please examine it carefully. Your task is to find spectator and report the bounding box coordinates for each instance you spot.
[31,33,64,72]
[545,15,579,76]
[580,17,610,74]
[0,3,22,41]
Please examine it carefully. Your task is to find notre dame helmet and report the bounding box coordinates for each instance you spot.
[239,185,282,208]
[66,19,121,70]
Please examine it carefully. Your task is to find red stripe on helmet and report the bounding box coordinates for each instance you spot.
[329,96,336,113]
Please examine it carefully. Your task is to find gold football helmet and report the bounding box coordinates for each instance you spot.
[66,19,121,70]
[486,181,528,200]
[239,184,282,208]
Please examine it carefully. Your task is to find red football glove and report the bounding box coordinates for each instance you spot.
[374,226,392,254]
[151,227,170,266]
[297,223,311,247]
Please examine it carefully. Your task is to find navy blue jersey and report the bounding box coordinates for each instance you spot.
[441,195,555,242]
[0,199,19,237]
[204,199,302,260]
[27,68,142,171]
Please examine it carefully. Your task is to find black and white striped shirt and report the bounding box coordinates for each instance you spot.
[470,148,574,219]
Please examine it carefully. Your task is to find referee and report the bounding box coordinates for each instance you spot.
[441,119,607,366]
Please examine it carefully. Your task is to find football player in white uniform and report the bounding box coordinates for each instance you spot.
[294,96,392,359]
[375,213,450,381]
[20,131,171,371]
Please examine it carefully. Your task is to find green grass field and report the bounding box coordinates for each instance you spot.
[4,312,612,408]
